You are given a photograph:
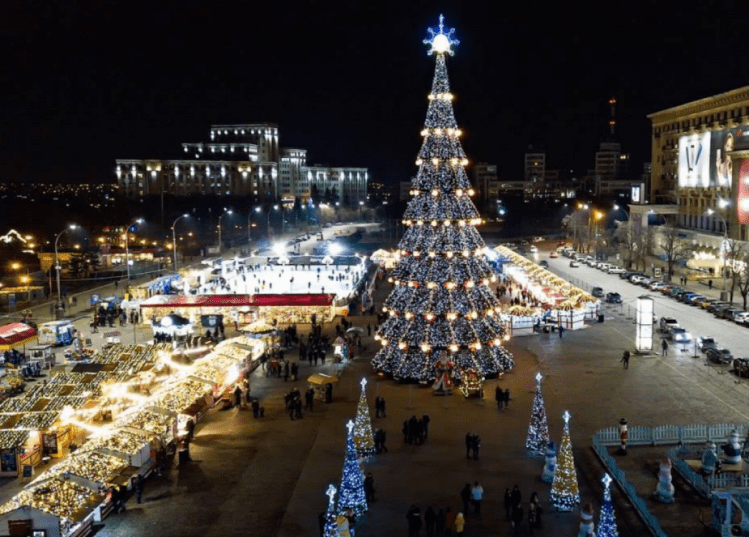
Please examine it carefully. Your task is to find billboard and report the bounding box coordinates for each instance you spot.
[738,159,749,225]
[678,127,749,188]
[678,132,710,187]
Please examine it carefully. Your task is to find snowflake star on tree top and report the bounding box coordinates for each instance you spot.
[563,410,571,433]
[346,420,354,435]
[535,372,542,384]
[602,473,612,496]
[424,15,459,56]
[360,378,367,390]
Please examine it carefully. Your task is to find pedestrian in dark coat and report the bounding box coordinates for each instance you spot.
[511,504,524,535]
[134,475,143,503]
[380,397,386,417]
[503,389,510,408]
[460,483,471,515]
[407,505,422,537]
[621,350,630,369]
[465,432,472,459]
[511,485,522,509]
[558,325,564,338]
[444,508,455,537]
[283,361,290,381]
[364,472,375,502]
[424,506,436,537]
[233,385,242,408]
[472,434,480,460]
[495,385,503,409]
[435,509,445,537]
[422,414,430,437]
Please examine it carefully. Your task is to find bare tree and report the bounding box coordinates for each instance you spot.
[658,222,692,282]
[632,227,653,272]
[613,221,637,269]
[725,239,748,303]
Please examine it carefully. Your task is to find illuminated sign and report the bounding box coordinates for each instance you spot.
[738,159,749,225]
[678,132,710,187]
[678,127,749,188]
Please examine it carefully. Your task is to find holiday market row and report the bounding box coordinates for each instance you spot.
[0,335,264,537]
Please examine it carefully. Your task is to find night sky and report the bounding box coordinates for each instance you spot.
[2,1,748,187]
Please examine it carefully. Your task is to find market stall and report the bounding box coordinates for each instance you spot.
[307,373,339,402]
[0,323,37,354]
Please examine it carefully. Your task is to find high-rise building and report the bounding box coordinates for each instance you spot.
[116,123,368,205]
[472,163,499,201]
[524,148,546,199]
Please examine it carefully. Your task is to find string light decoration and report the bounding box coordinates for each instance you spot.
[372,15,514,383]
[338,420,367,516]
[597,474,619,537]
[525,373,550,454]
[324,484,339,537]
[352,379,376,458]
[550,411,580,511]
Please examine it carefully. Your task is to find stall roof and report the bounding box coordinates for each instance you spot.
[140,294,334,308]
[0,323,36,350]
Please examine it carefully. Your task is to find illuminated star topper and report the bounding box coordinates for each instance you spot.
[602,473,612,489]
[346,420,354,435]
[360,377,367,390]
[535,372,542,384]
[423,14,459,56]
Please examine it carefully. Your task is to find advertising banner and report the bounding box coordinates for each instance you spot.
[678,127,749,188]
[738,159,749,225]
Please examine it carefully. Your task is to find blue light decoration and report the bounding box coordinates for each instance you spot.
[525,373,550,454]
[338,420,367,516]
[371,15,514,383]
[597,474,619,537]
[550,411,580,511]
[324,484,339,537]
[423,14,460,56]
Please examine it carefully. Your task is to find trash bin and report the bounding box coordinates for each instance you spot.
[598,314,605,323]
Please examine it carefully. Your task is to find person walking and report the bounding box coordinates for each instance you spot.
[504,488,512,520]
[558,324,564,338]
[424,506,436,537]
[364,472,375,502]
[435,509,445,537]
[511,485,522,511]
[471,481,483,514]
[134,474,144,504]
[472,434,481,460]
[503,389,510,409]
[465,432,472,459]
[460,483,471,516]
[444,507,456,537]
[454,512,465,537]
[621,350,630,369]
[380,397,386,417]
[709,279,713,289]
[661,338,669,356]
[511,504,524,536]
[406,505,422,537]
[495,385,503,410]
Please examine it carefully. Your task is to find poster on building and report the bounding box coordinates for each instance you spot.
[737,159,749,225]
[201,314,223,329]
[679,126,749,188]
[678,132,711,187]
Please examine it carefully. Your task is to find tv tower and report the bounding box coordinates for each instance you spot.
[608,96,617,138]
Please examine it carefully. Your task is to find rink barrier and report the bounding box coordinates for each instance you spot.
[591,434,668,537]
[595,423,749,447]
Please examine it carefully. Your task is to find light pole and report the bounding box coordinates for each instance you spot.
[172,214,189,273]
[218,209,233,254]
[707,208,729,300]
[267,205,279,237]
[614,204,631,268]
[125,218,144,282]
[54,225,77,312]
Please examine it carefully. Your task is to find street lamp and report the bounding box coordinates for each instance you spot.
[125,218,144,282]
[707,208,729,299]
[172,214,189,273]
[248,207,261,245]
[54,224,77,311]
[359,200,365,221]
[268,205,279,237]
[614,204,631,268]
[12,263,31,303]
[218,209,233,254]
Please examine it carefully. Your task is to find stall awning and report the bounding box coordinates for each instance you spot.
[250,294,334,307]
[0,323,37,350]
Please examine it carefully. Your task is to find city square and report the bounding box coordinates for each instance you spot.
[2,3,749,537]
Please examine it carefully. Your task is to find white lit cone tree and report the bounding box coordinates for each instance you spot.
[525,372,550,454]
[353,378,376,458]
[338,420,367,516]
[372,15,514,383]
[324,484,339,537]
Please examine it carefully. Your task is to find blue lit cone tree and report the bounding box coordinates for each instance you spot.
[372,15,514,383]
[324,484,339,537]
[525,372,550,454]
[338,420,367,515]
[597,474,619,537]
[353,378,376,458]
[550,410,580,511]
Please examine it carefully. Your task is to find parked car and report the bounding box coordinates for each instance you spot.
[729,310,748,323]
[706,347,733,364]
[659,284,673,294]
[549,251,559,258]
[591,287,604,298]
[639,278,653,288]
[685,294,706,305]
[696,337,718,353]
[648,281,666,291]
[707,302,729,314]
[690,296,710,307]
[669,326,692,343]
[680,292,699,303]
[713,305,733,317]
[569,260,580,268]
[719,308,742,320]
[539,260,549,268]
[660,317,679,333]
[630,275,647,284]
[700,298,719,310]
[605,292,622,304]
[608,266,626,274]
[596,262,611,271]
[733,358,749,378]
[668,287,685,298]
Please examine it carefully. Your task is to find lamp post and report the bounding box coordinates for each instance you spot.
[359,200,365,221]
[12,263,30,302]
[707,208,729,300]
[54,225,77,312]
[614,204,631,268]
[267,205,279,237]
[125,218,144,282]
[172,214,189,273]
[218,209,233,254]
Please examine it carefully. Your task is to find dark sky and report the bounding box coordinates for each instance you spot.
[2,1,748,187]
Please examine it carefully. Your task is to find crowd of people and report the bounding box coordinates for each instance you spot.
[403,414,431,445]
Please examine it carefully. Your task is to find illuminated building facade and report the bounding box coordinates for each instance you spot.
[116,123,368,205]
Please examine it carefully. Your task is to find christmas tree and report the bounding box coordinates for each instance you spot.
[372,14,514,383]
[338,420,367,515]
[525,372,550,454]
[597,474,619,537]
[353,378,376,457]
[550,410,580,511]
[324,484,339,537]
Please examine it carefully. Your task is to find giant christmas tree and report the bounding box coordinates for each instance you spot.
[372,15,514,383]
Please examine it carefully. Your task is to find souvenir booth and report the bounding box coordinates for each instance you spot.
[307,373,340,402]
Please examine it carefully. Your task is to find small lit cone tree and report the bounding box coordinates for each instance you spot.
[338,420,367,515]
[372,15,514,383]
[324,484,339,537]
[353,378,376,458]
[597,474,619,537]
[551,410,580,511]
[525,372,550,454]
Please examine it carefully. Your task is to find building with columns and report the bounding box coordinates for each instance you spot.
[116,123,368,205]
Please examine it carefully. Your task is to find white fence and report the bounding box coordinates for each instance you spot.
[596,423,749,447]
